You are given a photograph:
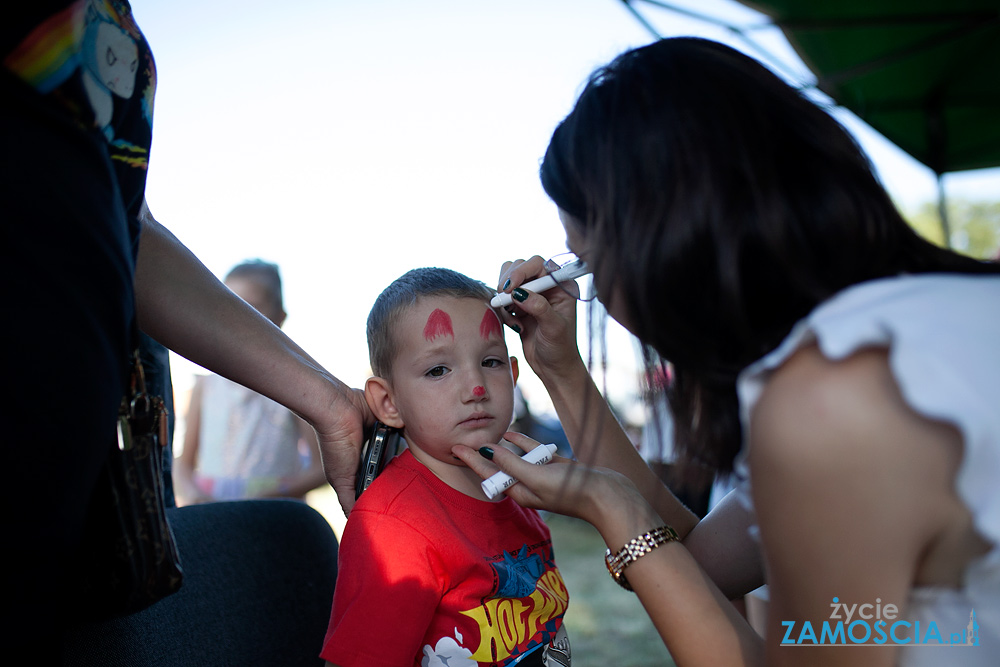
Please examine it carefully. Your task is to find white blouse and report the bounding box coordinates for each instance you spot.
[734,273,1000,665]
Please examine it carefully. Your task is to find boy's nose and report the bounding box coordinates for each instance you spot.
[472,385,487,400]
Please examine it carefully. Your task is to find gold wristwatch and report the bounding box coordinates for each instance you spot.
[604,525,679,591]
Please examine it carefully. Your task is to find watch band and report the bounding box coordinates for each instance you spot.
[604,524,679,591]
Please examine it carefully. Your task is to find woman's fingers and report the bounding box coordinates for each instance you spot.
[496,256,548,296]
[452,433,544,479]
[452,444,501,478]
[503,431,545,452]
[454,436,617,525]
[315,386,372,515]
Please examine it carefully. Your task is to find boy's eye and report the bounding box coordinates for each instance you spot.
[426,366,448,377]
[483,359,503,369]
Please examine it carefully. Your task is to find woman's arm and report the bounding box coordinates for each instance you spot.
[134,202,370,512]
[495,256,764,597]
[596,486,764,667]
[541,353,701,532]
[532,351,766,598]
[453,438,765,666]
[497,257,697,527]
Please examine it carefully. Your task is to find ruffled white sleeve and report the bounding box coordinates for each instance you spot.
[736,274,1000,549]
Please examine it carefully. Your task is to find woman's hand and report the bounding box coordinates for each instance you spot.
[458,435,762,666]
[311,384,372,514]
[453,432,661,537]
[492,255,702,549]
[495,256,585,382]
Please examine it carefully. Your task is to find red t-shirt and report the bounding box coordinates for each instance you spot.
[322,449,572,666]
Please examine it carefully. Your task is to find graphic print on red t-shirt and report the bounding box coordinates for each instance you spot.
[421,544,571,666]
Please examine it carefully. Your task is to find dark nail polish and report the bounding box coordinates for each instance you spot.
[512,288,528,303]
[479,446,494,460]
[510,324,522,334]
[502,279,511,291]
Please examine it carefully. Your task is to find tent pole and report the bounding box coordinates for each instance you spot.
[619,0,663,39]
[936,172,951,248]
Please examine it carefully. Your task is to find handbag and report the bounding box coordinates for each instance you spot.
[78,348,183,618]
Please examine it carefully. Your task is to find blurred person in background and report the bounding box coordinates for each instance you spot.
[174,260,327,504]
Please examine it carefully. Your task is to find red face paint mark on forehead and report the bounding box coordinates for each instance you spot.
[479,309,503,340]
[423,308,454,341]
[473,386,486,397]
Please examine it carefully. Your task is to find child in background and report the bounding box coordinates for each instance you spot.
[174,259,326,503]
[321,267,571,667]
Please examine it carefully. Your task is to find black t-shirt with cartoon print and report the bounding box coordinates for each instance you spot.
[4,0,156,248]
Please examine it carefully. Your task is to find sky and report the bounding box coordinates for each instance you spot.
[135,0,1000,424]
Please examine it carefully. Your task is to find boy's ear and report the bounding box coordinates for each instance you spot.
[510,356,519,385]
[365,376,404,429]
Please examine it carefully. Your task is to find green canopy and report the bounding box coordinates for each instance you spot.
[738,1,1000,176]
[620,0,1000,243]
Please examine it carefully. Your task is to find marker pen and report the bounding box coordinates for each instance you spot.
[481,443,558,499]
[491,259,590,308]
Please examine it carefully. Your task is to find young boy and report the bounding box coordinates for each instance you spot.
[321,268,572,667]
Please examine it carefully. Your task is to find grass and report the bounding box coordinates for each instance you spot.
[544,513,676,666]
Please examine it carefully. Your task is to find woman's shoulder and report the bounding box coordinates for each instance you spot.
[753,339,966,444]
[751,340,962,509]
[749,341,965,526]
[749,343,902,459]
[735,272,1000,573]
[739,272,999,448]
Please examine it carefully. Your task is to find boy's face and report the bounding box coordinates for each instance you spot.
[373,296,517,469]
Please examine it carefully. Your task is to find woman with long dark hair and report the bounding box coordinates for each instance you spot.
[455,37,999,666]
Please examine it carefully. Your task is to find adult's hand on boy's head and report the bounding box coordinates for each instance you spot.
[495,256,581,381]
[315,385,372,515]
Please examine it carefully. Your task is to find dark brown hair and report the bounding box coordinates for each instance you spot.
[367,268,495,380]
[541,37,998,472]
